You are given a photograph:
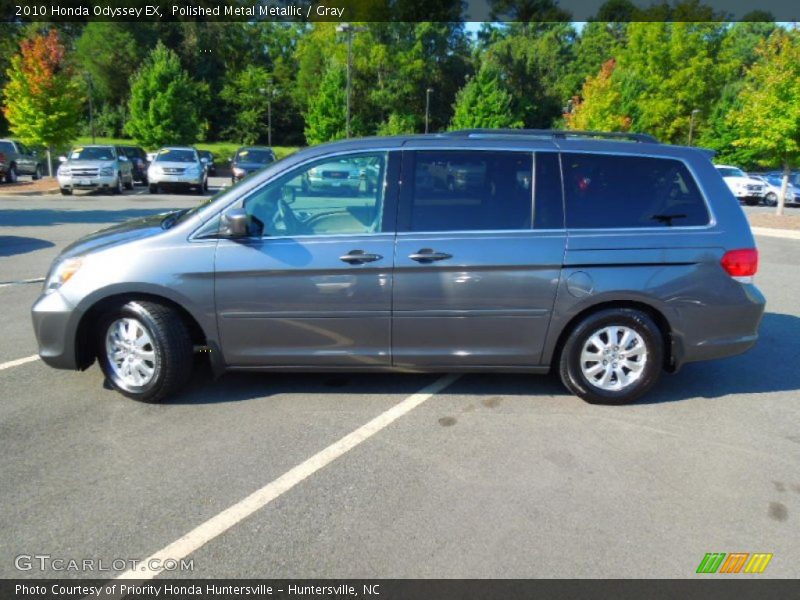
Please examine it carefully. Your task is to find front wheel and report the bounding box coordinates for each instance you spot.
[60,188,72,196]
[5,165,18,183]
[97,301,193,403]
[149,184,158,194]
[559,308,664,405]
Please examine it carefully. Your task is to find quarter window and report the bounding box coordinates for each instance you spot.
[562,153,709,228]
[242,152,387,237]
[408,151,533,232]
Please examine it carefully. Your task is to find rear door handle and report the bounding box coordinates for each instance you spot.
[408,248,453,263]
[339,250,383,264]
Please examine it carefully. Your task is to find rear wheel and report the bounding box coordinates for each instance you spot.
[112,175,123,195]
[559,308,664,405]
[764,192,778,207]
[97,301,192,403]
[124,175,134,190]
[33,165,42,180]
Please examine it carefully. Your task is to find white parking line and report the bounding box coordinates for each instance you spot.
[0,277,45,289]
[0,354,39,371]
[117,373,460,580]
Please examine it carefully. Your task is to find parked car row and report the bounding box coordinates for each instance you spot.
[715,164,800,207]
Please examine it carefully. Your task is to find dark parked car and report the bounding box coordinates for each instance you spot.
[119,145,149,184]
[230,146,276,183]
[0,138,44,182]
[32,130,765,405]
[198,150,216,176]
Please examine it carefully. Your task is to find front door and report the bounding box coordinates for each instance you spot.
[392,150,566,367]
[214,151,399,367]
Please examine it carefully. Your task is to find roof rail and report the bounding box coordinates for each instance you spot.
[443,129,659,144]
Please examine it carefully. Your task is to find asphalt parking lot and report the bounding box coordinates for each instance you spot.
[0,188,798,579]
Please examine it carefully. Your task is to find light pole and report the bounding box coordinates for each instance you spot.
[86,74,95,144]
[259,86,277,147]
[336,23,367,138]
[687,108,701,146]
[425,87,433,133]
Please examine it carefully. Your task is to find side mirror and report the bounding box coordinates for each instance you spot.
[200,157,209,164]
[58,155,67,163]
[118,155,128,162]
[221,208,250,238]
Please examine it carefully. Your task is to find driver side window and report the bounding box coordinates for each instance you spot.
[243,152,387,237]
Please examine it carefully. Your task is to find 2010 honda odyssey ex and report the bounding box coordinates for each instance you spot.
[32,130,766,405]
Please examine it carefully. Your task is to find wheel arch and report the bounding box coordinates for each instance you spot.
[547,299,674,372]
[74,292,214,372]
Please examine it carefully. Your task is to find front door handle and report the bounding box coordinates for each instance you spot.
[340,250,383,264]
[408,248,453,263]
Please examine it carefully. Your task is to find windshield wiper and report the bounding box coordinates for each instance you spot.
[651,213,687,227]
[161,209,189,229]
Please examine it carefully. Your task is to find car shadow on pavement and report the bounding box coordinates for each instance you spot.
[0,235,55,257]
[166,312,799,407]
[640,311,800,404]
[0,208,168,227]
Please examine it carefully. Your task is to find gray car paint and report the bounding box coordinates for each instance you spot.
[32,134,765,379]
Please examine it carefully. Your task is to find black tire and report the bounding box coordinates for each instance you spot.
[558,308,664,405]
[60,188,72,196]
[112,175,123,195]
[124,176,134,190]
[96,300,193,403]
[33,165,42,180]
[764,192,778,207]
[5,164,18,183]
[149,184,158,194]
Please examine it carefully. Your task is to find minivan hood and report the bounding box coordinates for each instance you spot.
[58,212,171,260]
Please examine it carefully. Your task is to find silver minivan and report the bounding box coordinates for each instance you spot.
[32,130,766,404]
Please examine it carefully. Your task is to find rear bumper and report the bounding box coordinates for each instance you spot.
[31,291,81,370]
[672,283,766,370]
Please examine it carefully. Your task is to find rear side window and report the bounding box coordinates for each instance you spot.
[408,151,533,232]
[562,153,709,229]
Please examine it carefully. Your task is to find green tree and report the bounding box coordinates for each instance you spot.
[565,59,630,131]
[731,31,800,215]
[304,65,348,145]
[75,23,138,107]
[450,66,523,130]
[125,43,208,148]
[2,29,83,175]
[221,65,276,145]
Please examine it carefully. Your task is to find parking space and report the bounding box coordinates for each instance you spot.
[1,192,798,579]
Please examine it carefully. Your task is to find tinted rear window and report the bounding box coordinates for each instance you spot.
[562,153,709,229]
[408,151,533,232]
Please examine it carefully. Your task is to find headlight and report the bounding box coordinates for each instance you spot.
[233,167,245,176]
[58,166,71,176]
[149,165,163,175]
[44,258,82,294]
[99,166,114,176]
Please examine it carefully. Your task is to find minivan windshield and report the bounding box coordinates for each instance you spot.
[155,149,197,163]
[717,167,746,178]
[70,146,115,161]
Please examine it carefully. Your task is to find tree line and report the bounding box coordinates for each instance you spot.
[1,7,798,186]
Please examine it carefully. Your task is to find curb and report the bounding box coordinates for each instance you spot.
[751,227,800,240]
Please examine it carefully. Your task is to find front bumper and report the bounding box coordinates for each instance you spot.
[149,173,203,186]
[57,174,117,190]
[31,290,82,370]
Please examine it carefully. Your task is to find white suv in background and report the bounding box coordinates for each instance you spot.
[147,147,207,195]
[715,165,766,206]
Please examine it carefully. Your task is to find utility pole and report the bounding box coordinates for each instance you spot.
[260,85,278,146]
[425,87,433,133]
[336,23,366,138]
[687,108,700,146]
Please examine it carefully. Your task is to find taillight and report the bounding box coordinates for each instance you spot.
[721,248,758,282]
[0,151,6,165]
